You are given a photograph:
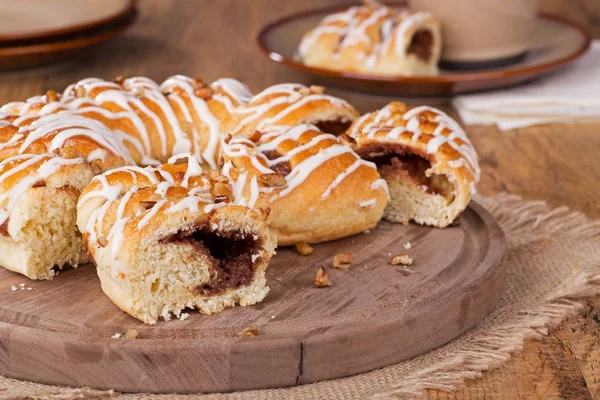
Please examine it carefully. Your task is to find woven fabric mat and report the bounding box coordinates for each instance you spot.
[1,193,599,400]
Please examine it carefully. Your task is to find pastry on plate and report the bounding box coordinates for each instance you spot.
[348,102,479,227]
[77,155,276,324]
[220,125,388,245]
[298,2,441,76]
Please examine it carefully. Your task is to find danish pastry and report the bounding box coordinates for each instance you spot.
[225,83,359,136]
[76,155,276,324]
[221,125,388,245]
[298,3,441,76]
[0,112,133,279]
[348,102,479,227]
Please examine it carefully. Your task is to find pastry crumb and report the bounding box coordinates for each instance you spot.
[179,313,190,321]
[295,241,313,256]
[389,254,413,266]
[236,326,259,337]
[333,253,352,270]
[403,242,412,249]
[10,285,17,292]
[111,333,122,339]
[315,267,331,287]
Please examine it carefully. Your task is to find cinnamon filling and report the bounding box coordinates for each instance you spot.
[162,225,262,295]
[262,150,292,176]
[358,144,454,200]
[407,29,433,62]
[313,119,352,136]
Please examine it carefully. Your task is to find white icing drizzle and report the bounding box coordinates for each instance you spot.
[0,154,85,226]
[358,198,377,208]
[353,104,480,181]
[223,126,386,207]
[78,154,231,271]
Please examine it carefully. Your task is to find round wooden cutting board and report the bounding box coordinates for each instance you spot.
[0,202,506,394]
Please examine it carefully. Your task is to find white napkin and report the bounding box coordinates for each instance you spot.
[452,40,600,130]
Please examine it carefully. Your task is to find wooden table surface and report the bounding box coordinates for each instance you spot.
[0,0,598,398]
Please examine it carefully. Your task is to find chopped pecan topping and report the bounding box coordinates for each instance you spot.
[338,133,356,147]
[75,85,86,98]
[114,75,126,85]
[243,129,262,142]
[309,85,325,94]
[32,180,46,188]
[97,236,109,247]
[224,133,233,144]
[333,253,352,270]
[258,173,286,187]
[236,326,259,337]
[139,201,157,212]
[194,87,214,100]
[213,195,231,204]
[57,146,79,159]
[212,182,233,198]
[295,241,313,256]
[45,90,58,102]
[315,267,331,288]
[389,254,413,266]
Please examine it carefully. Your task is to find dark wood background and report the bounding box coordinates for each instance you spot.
[0,0,598,398]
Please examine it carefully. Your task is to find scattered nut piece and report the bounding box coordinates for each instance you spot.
[111,333,122,339]
[338,133,356,147]
[236,326,259,337]
[295,242,313,256]
[192,77,205,87]
[223,133,233,144]
[179,313,190,321]
[258,173,286,187]
[125,329,140,339]
[114,75,126,85]
[389,253,413,266]
[403,242,412,250]
[315,267,331,288]
[333,253,353,270]
[194,87,214,100]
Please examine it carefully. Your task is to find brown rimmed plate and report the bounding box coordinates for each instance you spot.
[0,10,137,72]
[257,5,592,96]
[0,0,136,43]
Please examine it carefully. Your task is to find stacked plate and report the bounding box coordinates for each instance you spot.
[0,0,137,71]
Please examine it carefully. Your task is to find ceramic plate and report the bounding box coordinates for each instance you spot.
[0,0,136,42]
[0,10,137,72]
[257,5,591,96]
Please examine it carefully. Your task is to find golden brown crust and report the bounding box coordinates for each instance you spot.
[77,155,276,324]
[221,125,389,245]
[349,102,479,227]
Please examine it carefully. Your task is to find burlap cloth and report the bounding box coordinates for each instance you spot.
[1,193,599,400]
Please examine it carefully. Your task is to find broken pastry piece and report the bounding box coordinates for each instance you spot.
[76,155,276,324]
[221,125,389,246]
[348,102,480,227]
